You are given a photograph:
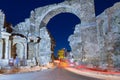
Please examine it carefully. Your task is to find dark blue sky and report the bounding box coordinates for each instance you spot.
[0,0,119,56]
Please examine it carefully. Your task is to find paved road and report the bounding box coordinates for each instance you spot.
[0,68,101,80]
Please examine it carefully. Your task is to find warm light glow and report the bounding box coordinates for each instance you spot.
[74,65,120,75]
[59,62,68,68]
[54,60,60,63]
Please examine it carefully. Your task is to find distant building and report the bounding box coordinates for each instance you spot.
[58,48,65,60]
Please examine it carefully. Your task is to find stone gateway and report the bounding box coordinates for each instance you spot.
[0,0,120,70]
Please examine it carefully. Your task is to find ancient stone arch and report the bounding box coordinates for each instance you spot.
[0,0,119,68]
[27,0,97,65]
[12,36,27,60]
[7,0,98,66]
[30,0,96,34]
[12,42,25,60]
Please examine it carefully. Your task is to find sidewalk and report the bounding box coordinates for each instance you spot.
[64,66,120,80]
[0,63,55,74]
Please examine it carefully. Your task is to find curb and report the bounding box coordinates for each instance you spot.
[0,65,56,75]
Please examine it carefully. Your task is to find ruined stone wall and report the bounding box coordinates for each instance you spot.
[1,0,119,68]
[68,2,120,68]
[12,21,52,66]
[12,0,96,66]
[0,10,5,60]
[68,24,83,60]
[0,10,5,32]
[39,27,52,65]
[13,19,30,37]
[96,2,120,68]
[0,0,96,67]
[0,11,12,67]
[68,24,99,66]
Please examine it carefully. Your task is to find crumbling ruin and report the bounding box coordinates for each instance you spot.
[0,0,120,70]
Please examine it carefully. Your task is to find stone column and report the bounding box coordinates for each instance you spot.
[8,40,11,59]
[0,39,3,59]
[4,38,9,59]
[24,43,27,59]
[1,32,11,59]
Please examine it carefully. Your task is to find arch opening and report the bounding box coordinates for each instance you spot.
[12,43,25,60]
[46,12,81,57]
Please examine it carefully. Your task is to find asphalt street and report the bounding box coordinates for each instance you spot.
[0,68,101,80]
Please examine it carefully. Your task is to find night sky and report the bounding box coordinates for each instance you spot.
[0,0,119,56]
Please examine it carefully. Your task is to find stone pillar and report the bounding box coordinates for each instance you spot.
[8,40,11,59]
[0,39,3,59]
[79,0,96,27]
[0,10,5,32]
[24,43,27,59]
[4,38,9,59]
[1,32,11,59]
